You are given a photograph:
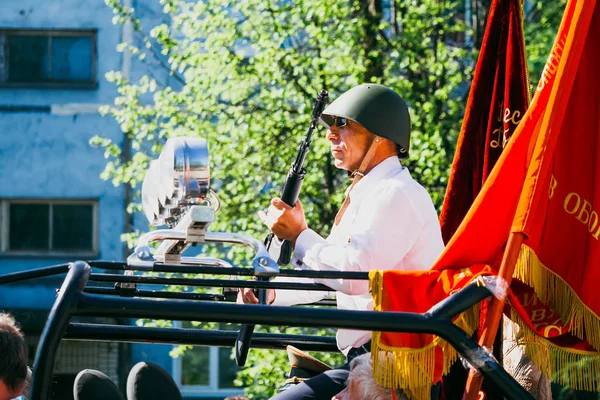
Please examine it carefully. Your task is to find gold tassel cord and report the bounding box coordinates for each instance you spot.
[513,245,600,351]
[510,309,600,392]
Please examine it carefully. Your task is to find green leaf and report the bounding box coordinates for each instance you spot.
[96,0,565,396]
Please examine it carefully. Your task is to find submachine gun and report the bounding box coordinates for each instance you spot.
[232,90,330,367]
[264,89,329,265]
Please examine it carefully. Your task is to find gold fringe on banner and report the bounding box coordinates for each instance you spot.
[369,270,480,399]
[510,310,600,392]
[435,301,481,375]
[371,334,437,400]
[513,245,600,351]
[370,269,384,312]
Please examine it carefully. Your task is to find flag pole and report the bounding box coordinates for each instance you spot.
[463,232,525,400]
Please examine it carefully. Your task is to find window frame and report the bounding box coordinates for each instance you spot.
[0,29,98,90]
[0,199,99,257]
[171,321,244,398]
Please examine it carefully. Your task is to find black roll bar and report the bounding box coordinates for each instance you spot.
[19,261,533,400]
[0,260,370,282]
[30,261,91,400]
[88,273,333,291]
[89,260,370,280]
[65,324,338,352]
[0,264,70,284]
[83,286,337,306]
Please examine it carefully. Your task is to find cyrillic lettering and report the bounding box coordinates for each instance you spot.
[548,175,558,199]
[577,200,592,224]
[522,293,538,308]
[589,211,598,234]
[531,308,547,322]
[564,192,580,215]
[543,325,565,337]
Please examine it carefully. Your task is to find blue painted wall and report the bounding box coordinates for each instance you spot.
[0,1,220,396]
[0,0,126,303]
[0,113,125,274]
[0,0,122,105]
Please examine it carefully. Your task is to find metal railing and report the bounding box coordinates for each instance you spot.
[3,261,534,400]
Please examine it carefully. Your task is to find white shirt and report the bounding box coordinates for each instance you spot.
[271,156,444,354]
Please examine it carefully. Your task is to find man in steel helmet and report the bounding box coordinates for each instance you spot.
[238,84,444,399]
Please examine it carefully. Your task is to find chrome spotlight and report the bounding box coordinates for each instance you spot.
[141,137,210,226]
[141,160,162,224]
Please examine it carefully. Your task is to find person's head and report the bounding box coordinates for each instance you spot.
[332,354,407,400]
[127,362,182,400]
[320,84,411,172]
[0,313,28,400]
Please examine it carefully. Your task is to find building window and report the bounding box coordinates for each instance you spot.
[172,322,243,398]
[0,29,97,89]
[0,199,98,255]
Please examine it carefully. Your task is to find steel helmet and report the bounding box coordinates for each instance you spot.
[320,84,411,157]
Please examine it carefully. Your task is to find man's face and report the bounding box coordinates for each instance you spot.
[326,117,373,172]
[0,380,23,400]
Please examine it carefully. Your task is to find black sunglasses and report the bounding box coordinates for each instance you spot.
[333,116,348,128]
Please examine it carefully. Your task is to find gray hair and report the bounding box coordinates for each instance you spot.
[347,354,407,400]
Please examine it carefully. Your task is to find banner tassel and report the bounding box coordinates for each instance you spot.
[513,245,600,351]
[370,270,481,399]
[510,309,600,392]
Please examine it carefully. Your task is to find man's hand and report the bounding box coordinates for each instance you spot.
[258,198,308,244]
[236,288,276,305]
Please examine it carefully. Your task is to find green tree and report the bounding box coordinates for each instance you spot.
[467,0,568,93]
[523,0,568,85]
[96,0,470,230]
[95,1,469,398]
[95,0,471,398]
[95,0,566,398]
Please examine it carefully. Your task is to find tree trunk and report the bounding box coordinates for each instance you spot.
[355,0,385,82]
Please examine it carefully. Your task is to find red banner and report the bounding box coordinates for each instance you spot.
[371,0,600,397]
[437,1,530,397]
[439,0,529,245]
